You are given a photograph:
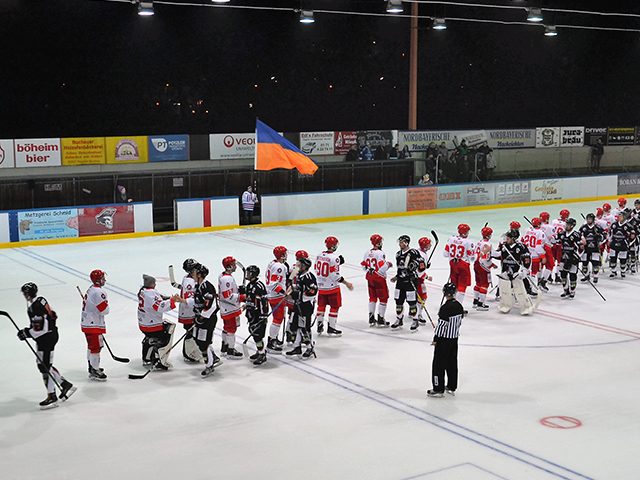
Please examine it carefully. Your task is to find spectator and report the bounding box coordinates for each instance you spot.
[591,138,604,173]
[359,143,373,161]
[477,142,493,180]
[388,143,400,160]
[399,145,411,160]
[486,149,497,180]
[456,139,469,157]
[241,185,258,224]
[374,144,386,161]
[442,152,458,183]
[425,142,437,179]
[418,174,433,186]
[345,144,358,163]
[116,185,132,203]
[436,142,448,182]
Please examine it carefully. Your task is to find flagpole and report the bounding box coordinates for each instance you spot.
[254,117,259,170]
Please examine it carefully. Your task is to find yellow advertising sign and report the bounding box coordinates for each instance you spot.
[61,137,106,165]
[105,136,149,164]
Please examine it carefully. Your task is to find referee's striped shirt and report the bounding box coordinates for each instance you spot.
[435,299,464,338]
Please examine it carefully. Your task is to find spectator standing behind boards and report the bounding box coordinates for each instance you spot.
[436,142,448,182]
[345,145,358,163]
[591,138,604,173]
[388,143,400,160]
[399,145,411,160]
[418,174,433,186]
[425,142,437,179]
[374,144,387,161]
[116,185,132,203]
[241,186,258,224]
[477,142,493,180]
[359,143,373,161]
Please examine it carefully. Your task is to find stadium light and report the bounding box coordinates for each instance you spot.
[432,18,447,30]
[211,0,231,3]
[544,25,558,36]
[137,1,154,16]
[527,7,543,22]
[386,0,403,14]
[300,10,315,24]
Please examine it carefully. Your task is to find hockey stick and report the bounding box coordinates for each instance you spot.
[415,295,435,328]
[75,286,130,363]
[169,265,179,289]
[128,328,191,380]
[0,310,64,392]
[241,292,290,357]
[425,230,439,267]
[571,253,606,302]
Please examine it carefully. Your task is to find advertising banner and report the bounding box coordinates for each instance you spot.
[617,173,640,194]
[584,127,607,146]
[495,181,530,204]
[299,132,334,155]
[61,137,106,165]
[486,129,535,149]
[530,178,563,201]
[356,130,394,149]
[105,136,148,164]
[560,127,585,147]
[406,187,437,211]
[0,139,15,168]
[535,127,560,148]
[456,130,488,148]
[148,135,189,162]
[399,130,454,151]
[465,183,496,206]
[334,131,358,155]
[607,127,635,146]
[14,138,62,167]
[209,133,255,160]
[77,205,135,236]
[16,208,79,241]
[436,185,465,209]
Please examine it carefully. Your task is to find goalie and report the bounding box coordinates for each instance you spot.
[494,229,537,316]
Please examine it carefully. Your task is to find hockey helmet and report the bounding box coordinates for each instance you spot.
[565,218,577,229]
[618,197,627,207]
[182,258,198,273]
[457,223,471,236]
[21,282,38,299]
[442,282,457,297]
[602,202,612,212]
[325,236,339,251]
[295,250,309,260]
[245,265,260,280]
[398,234,411,245]
[559,209,570,220]
[481,226,493,239]
[505,229,519,240]
[635,199,640,206]
[195,264,209,278]
[273,246,287,260]
[596,208,603,217]
[510,220,521,230]
[539,212,550,222]
[370,234,383,247]
[222,256,236,269]
[531,217,542,228]
[418,237,431,250]
[90,269,106,286]
[586,213,595,223]
[142,274,156,288]
[298,257,312,271]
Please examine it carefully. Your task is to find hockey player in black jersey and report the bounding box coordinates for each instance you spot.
[286,257,318,359]
[627,206,639,274]
[579,213,605,283]
[18,283,76,409]
[390,235,425,332]
[192,265,222,377]
[495,230,535,315]
[557,218,582,298]
[608,212,633,278]
[244,265,269,366]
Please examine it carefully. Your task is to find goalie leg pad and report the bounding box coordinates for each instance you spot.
[512,277,534,315]
[498,277,513,313]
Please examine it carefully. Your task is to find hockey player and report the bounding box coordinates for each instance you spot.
[192,264,222,377]
[218,256,245,359]
[286,257,318,359]
[81,269,109,380]
[520,217,548,291]
[362,234,392,328]
[602,202,615,226]
[443,224,476,308]
[579,213,605,283]
[265,246,290,353]
[175,258,201,363]
[416,237,434,324]
[557,218,582,298]
[19,283,76,409]
[615,197,631,218]
[632,199,640,221]
[627,203,639,274]
[473,227,494,311]
[608,212,633,278]
[315,236,354,337]
[390,235,425,331]
[495,230,535,315]
[551,209,570,283]
[137,274,181,370]
[244,265,269,366]
[539,212,556,287]
[285,250,308,344]
[510,221,522,235]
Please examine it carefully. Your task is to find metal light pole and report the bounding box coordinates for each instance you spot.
[408,1,418,130]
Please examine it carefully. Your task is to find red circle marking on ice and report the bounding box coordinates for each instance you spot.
[540,416,582,429]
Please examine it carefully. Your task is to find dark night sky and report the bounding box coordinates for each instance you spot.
[2,0,640,137]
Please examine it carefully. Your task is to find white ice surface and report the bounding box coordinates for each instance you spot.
[1,199,639,480]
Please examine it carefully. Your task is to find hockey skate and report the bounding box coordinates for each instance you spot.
[476,303,489,311]
[368,313,376,327]
[88,366,107,381]
[285,331,296,344]
[445,388,456,396]
[538,279,549,292]
[267,337,283,354]
[316,321,324,335]
[326,326,342,337]
[39,393,59,410]
[376,315,389,328]
[226,348,243,360]
[60,380,77,401]
[427,390,444,398]
[390,319,403,330]
[252,352,267,366]
[201,366,215,378]
[302,345,316,360]
[409,319,419,332]
[286,346,302,357]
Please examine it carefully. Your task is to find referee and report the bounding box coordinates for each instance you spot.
[428,282,464,398]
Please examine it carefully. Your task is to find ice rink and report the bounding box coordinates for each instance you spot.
[1,198,638,480]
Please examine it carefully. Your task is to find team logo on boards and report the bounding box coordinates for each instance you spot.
[95,207,117,229]
[540,128,556,147]
[114,140,140,161]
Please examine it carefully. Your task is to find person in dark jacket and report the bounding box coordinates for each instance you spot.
[591,139,604,173]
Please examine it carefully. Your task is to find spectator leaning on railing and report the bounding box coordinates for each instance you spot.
[591,138,604,173]
[399,145,411,160]
[388,143,399,160]
[418,174,433,186]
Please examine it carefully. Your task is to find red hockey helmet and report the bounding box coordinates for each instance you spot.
[418,237,431,250]
[273,245,287,260]
[531,217,542,228]
[602,202,611,212]
[559,209,570,220]
[222,256,236,269]
[457,223,470,236]
[481,226,493,238]
[90,269,106,286]
[370,234,383,247]
[510,220,521,230]
[539,212,550,222]
[596,207,604,217]
[325,236,339,250]
[618,197,627,207]
[295,250,309,260]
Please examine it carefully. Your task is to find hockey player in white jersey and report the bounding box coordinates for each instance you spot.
[473,227,495,311]
[538,212,556,287]
[173,258,201,363]
[362,234,392,328]
[218,256,245,359]
[265,245,290,353]
[520,217,548,291]
[81,269,109,380]
[315,236,353,337]
[443,224,476,308]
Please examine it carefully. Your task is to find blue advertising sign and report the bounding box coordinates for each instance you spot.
[14,208,79,241]
[148,135,189,162]
[436,185,466,209]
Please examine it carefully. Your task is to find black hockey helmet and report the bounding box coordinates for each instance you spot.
[586,213,595,222]
[505,229,519,239]
[566,218,577,229]
[183,258,198,273]
[195,264,209,278]
[245,265,260,280]
[21,282,38,299]
[442,282,457,297]
[635,198,640,205]
[298,257,312,271]
[398,234,411,244]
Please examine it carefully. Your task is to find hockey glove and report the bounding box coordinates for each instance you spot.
[17,328,31,341]
[238,285,246,295]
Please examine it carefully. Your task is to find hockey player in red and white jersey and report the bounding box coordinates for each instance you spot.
[81,269,109,381]
[265,246,290,353]
[218,256,246,359]
[538,212,556,287]
[315,236,354,336]
[173,258,201,363]
[137,274,182,370]
[362,234,393,328]
[416,237,433,324]
[520,217,549,290]
[443,224,476,308]
[473,227,495,311]
[551,209,570,283]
